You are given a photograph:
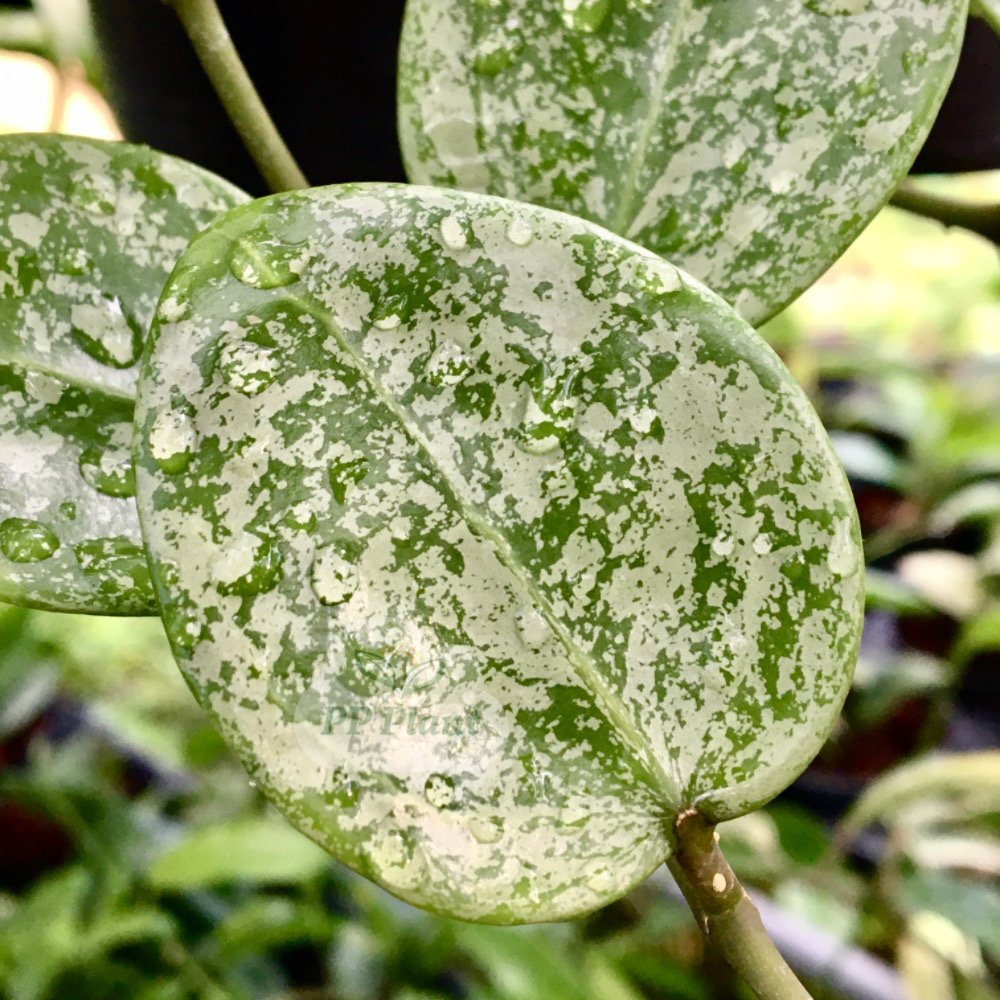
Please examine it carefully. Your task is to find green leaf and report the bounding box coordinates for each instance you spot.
[147,816,331,890]
[134,185,864,923]
[0,133,248,615]
[973,0,1000,35]
[397,0,967,325]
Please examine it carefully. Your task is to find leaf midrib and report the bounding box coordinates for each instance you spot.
[1,351,135,404]
[289,290,684,814]
[611,0,694,236]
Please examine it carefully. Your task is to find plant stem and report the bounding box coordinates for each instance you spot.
[670,810,814,1000]
[165,0,308,192]
[890,180,1000,247]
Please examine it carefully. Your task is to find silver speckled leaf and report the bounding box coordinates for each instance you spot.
[398,0,966,324]
[134,185,864,923]
[0,134,248,614]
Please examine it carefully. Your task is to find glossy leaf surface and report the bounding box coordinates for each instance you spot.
[135,185,864,922]
[398,0,966,324]
[0,134,248,614]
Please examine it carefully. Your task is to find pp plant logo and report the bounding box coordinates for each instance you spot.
[289,631,510,781]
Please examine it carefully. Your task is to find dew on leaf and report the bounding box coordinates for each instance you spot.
[440,214,470,250]
[516,362,580,455]
[328,453,369,504]
[506,216,534,246]
[515,605,553,651]
[561,0,611,33]
[753,534,773,555]
[228,227,309,289]
[710,534,734,557]
[73,536,146,576]
[23,371,64,405]
[471,24,522,76]
[468,815,505,845]
[424,339,473,387]
[827,519,857,576]
[69,295,143,369]
[424,773,457,809]
[0,517,60,563]
[79,446,135,499]
[148,410,197,475]
[312,545,357,606]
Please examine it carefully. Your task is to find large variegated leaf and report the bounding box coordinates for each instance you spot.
[0,134,248,614]
[397,0,966,324]
[134,185,864,923]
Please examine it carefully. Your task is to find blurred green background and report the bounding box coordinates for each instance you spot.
[2,5,1000,1000]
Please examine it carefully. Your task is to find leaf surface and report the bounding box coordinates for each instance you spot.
[0,134,248,614]
[398,0,967,323]
[134,185,864,922]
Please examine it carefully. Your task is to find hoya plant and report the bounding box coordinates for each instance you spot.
[0,0,976,997]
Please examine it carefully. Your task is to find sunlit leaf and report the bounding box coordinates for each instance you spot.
[134,185,863,923]
[0,133,248,614]
[398,0,966,324]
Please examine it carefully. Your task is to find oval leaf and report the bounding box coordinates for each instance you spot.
[397,0,966,324]
[0,134,248,614]
[134,185,864,923]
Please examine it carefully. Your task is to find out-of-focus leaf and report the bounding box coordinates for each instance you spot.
[865,568,934,616]
[830,431,904,489]
[838,752,1000,842]
[901,870,1000,964]
[209,897,338,962]
[973,0,1000,36]
[852,650,947,728]
[399,0,966,324]
[929,481,1000,537]
[896,550,982,620]
[147,817,330,890]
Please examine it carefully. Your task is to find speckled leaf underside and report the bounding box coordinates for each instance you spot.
[0,134,248,614]
[398,0,966,324]
[135,185,864,923]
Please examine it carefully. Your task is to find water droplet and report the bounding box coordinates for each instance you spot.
[228,226,311,289]
[753,534,773,555]
[59,501,77,521]
[827,519,857,577]
[472,23,523,76]
[328,453,369,504]
[469,815,505,845]
[70,295,142,369]
[561,0,610,33]
[516,361,580,455]
[74,537,148,585]
[0,517,59,563]
[149,410,197,475]
[587,867,616,893]
[216,536,284,598]
[627,406,658,435]
[506,216,534,246]
[370,291,411,332]
[649,259,681,293]
[424,773,456,809]
[425,339,473,387]
[712,534,735,557]
[23,371,63,405]
[422,115,491,188]
[440,214,470,251]
[368,826,428,888]
[312,545,357,606]
[216,337,280,397]
[79,446,134,499]
[516,606,552,651]
[804,0,868,14]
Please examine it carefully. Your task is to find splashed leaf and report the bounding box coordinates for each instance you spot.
[0,134,248,614]
[398,0,966,324]
[134,185,863,923]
